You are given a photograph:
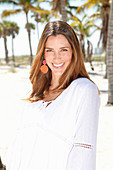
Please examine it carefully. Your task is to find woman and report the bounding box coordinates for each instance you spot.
[6,21,100,170]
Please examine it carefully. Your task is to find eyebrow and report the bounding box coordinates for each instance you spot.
[45,47,70,49]
[45,47,53,49]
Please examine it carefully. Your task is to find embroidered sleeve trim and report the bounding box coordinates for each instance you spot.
[74,143,93,149]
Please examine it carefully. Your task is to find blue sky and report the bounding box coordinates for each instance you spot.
[0,1,101,59]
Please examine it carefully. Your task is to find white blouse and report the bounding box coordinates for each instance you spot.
[6,78,100,170]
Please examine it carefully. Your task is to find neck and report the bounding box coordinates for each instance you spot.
[50,74,60,90]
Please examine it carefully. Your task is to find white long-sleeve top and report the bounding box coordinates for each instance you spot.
[6,78,100,170]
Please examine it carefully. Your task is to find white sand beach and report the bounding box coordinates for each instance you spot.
[0,62,113,169]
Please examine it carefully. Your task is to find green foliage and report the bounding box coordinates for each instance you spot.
[8,67,17,73]
[0,20,19,37]
[0,55,32,66]
[92,55,105,62]
[0,0,110,62]
[25,22,35,30]
[14,55,31,65]
[75,0,111,50]
[0,0,17,5]
[1,9,22,18]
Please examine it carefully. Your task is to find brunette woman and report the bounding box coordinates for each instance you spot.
[6,21,100,170]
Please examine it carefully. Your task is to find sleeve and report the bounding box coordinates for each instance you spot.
[65,84,100,170]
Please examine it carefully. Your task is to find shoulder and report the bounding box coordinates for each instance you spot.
[70,78,100,107]
[71,77,96,89]
[71,78,99,96]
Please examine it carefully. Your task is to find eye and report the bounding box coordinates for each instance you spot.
[61,48,68,52]
[45,49,53,52]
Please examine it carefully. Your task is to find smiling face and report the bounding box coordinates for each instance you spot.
[44,34,72,79]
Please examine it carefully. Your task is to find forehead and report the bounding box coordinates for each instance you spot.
[45,34,71,47]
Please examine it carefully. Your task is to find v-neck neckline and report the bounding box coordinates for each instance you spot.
[40,79,78,109]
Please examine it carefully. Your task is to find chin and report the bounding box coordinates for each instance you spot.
[53,70,65,76]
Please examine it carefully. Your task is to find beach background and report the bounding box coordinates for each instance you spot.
[0,62,113,170]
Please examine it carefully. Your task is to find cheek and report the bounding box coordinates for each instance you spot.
[64,54,72,62]
[44,55,51,61]
[44,55,53,65]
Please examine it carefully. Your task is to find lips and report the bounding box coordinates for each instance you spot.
[52,63,64,68]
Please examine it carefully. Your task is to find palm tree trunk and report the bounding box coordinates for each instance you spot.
[80,34,86,60]
[61,0,67,22]
[3,35,8,64]
[36,23,39,41]
[25,12,33,65]
[106,0,113,105]
[87,40,94,71]
[12,35,15,66]
[104,55,107,78]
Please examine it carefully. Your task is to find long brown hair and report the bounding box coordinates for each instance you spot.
[27,21,91,102]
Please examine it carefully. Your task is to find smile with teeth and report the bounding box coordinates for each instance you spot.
[52,63,64,68]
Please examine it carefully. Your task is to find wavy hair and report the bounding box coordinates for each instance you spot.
[27,21,92,102]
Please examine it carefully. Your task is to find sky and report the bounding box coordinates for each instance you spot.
[0,1,101,59]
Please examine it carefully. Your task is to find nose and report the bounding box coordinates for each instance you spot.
[53,51,61,59]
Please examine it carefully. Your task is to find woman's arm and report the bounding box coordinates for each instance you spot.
[66,84,100,170]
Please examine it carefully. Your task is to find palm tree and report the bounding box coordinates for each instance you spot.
[76,0,111,51]
[61,0,67,21]
[52,0,67,21]
[31,2,54,40]
[69,13,100,70]
[76,0,111,77]
[1,0,50,65]
[25,22,35,64]
[0,21,11,63]
[9,22,19,65]
[0,21,19,64]
[106,0,113,105]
